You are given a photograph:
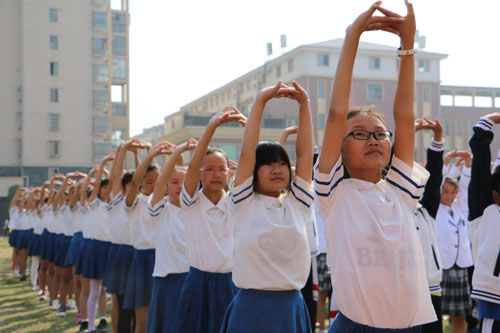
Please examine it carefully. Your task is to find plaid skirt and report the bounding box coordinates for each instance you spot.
[441,265,472,317]
[316,253,331,292]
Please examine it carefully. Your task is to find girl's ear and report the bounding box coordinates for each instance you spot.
[227,169,232,178]
[493,190,500,206]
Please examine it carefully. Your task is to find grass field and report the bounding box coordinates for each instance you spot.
[0,236,453,332]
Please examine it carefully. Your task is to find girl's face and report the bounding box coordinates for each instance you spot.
[200,152,231,193]
[256,161,290,197]
[342,115,391,176]
[98,184,108,200]
[141,169,159,196]
[440,182,458,207]
[167,170,186,205]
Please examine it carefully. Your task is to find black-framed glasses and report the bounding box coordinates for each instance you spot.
[344,130,393,141]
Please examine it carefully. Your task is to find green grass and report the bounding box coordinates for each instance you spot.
[0,237,111,332]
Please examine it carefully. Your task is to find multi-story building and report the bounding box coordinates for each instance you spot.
[0,0,130,221]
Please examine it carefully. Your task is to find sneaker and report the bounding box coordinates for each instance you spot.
[67,298,77,309]
[19,274,26,281]
[50,299,59,310]
[58,305,67,317]
[76,313,82,324]
[97,318,107,331]
[79,321,89,333]
[39,291,47,301]
[31,285,37,291]
[14,268,19,274]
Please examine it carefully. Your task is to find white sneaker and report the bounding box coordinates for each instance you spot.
[67,299,77,309]
[37,289,44,296]
[50,299,59,310]
[31,286,37,291]
[14,268,19,274]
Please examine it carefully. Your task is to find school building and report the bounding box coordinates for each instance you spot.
[0,0,130,222]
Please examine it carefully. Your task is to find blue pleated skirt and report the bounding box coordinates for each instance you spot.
[103,243,121,292]
[45,232,58,263]
[110,244,135,295]
[329,312,422,333]
[24,229,34,253]
[8,229,18,246]
[29,233,41,256]
[15,229,29,249]
[146,273,188,333]
[82,239,111,280]
[64,232,84,267]
[75,238,92,276]
[39,229,49,260]
[172,267,238,333]
[123,248,155,309]
[54,235,72,267]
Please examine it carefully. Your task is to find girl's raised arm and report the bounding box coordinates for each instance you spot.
[185,106,246,195]
[89,154,115,203]
[10,187,26,209]
[290,82,313,181]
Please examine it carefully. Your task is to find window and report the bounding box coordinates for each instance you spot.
[369,57,380,69]
[367,83,382,101]
[49,113,59,130]
[276,65,281,77]
[319,113,325,130]
[112,59,126,79]
[318,54,329,66]
[468,120,475,137]
[50,62,59,76]
[93,141,109,161]
[112,36,126,56]
[455,94,473,107]
[112,104,126,116]
[93,115,109,134]
[92,11,108,30]
[93,37,108,56]
[49,141,60,158]
[318,81,325,98]
[474,95,493,107]
[50,88,59,102]
[112,13,126,33]
[49,8,58,22]
[112,84,124,103]
[112,129,126,148]
[111,0,124,10]
[423,86,430,102]
[93,63,109,82]
[288,59,294,73]
[93,89,109,108]
[418,60,429,72]
[440,94,453,106]
[456,120,463,136]
[93,0,109,4]
[50,35,58,49]
[443,120,450,136]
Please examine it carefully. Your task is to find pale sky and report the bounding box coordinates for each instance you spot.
[128,0,500,136]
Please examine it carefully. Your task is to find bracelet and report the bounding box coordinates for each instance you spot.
[397,47,415,57]
[299,99,310,107]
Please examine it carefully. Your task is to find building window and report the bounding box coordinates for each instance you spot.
[49,141,60,158]
[49,113,59,130]
[288,59,294,73]
[50,62,59,76]
[112,36,126,56]
[111,129,126,148]
[418,60,430,72]
[93,63,109,82]
[50,88,59,102]
[111,0,124,10]
[93,115,109,134]
[49,8,58,22]
[93,0,109,4]
[93,89,109,108]
[112,84,124,103]
[50,35,58,49]
[319,113,326,130]
[456,119,462,136]
[318,54,329,66]
[318,80,325,98]
[276,65,281,77]
[112,104,126,116]
[112,59,126,79]
[369,57,380,69]
[367,83,383,101]
[112,13,126,33]
[92,11,108,30]
[443,119,450,136]
[93,37,108,56]
[468,120,475,137]
[423,86,430,102]
[93,141,109,161]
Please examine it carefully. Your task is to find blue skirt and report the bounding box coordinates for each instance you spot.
[29,233,41,256]
[75,238,92,276]
[64,232,84,267]
[15,229,29,249]
[172,267,238,333]
[82,239,111,280]
[103,243,121,292]
[54,235,72,267]
[146,273,188,333]
[221,289,311,333]
[39,230,49,260]
[45,232,58,263]
[329,312,422,333]
[123,249,155,309]
[110,244,135,295]
[9,229,19,247]
[24,229,34,252]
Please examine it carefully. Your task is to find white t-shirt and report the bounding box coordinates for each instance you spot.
[18,209,29,230]
[80,204,93,239]
[60,203,74,236]
[54,206,65,235]
[46,206,57,233]
[314,156,436,328]
[179,184,232,273]
[8,207,19,230]
[71,203,83,233]
[88,199,112,242]
[109,193,133,246]
[33,210,44,235]
[125,194,155,250]
[148,197,189,277]
[230,175,315,290]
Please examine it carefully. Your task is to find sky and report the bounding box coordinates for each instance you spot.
[127,0,500,136]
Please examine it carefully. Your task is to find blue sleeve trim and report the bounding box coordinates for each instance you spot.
[232,183,253,198]
[231,191,253,204]
[386,178,421,199]
[292,181,314,201]
[148,203,164,214]
[291,189,311,208]
[314,176,344,197]
[390,165,425,189]
[314,164,342,185]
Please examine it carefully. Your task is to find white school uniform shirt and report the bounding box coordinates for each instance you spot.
[80,204,93,239]
[148,197,189,277]
[39,205,48,231]
[314,156,436,328]
[33,210,44,235]
[230,175,315,290]
[71,203,83,233]
[125,193,155,250]
[46,206,57,233]
[53,206,65,235]
[179,184,233,273]
[88,199,112,242]
[60,203,74,237]
[470,204,500,304]
[8,207,20,230]
[109,193,133,246]
[18,209,29,230]
[315,206,327,254]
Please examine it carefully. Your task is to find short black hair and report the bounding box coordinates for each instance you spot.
[206,148,230,166]
[121,171,134,189]
[97,179,109,200]
[253,141,292,190]
[146,164,159,174]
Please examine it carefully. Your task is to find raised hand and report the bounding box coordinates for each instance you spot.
[457,150,472,168]
[208,106,246,127]
[374,0,415,48]
[276,81,310,106]
[415,116,443,141]
[348,1,404,36]
[484,112,500,124]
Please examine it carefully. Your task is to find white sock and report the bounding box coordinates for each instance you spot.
[30,256,40,286]
[87,279,102,331]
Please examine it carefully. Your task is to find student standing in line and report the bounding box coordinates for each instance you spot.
[9,187,25,278]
